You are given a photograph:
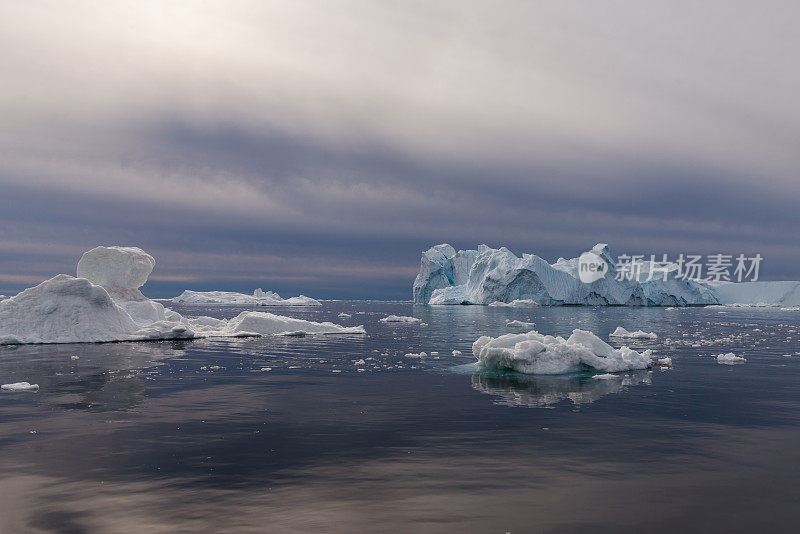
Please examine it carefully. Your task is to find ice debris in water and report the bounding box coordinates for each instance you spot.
[452,350,463,356]
[0,246,363,345]
[380,315,421,324]
[506,320,536,328]
[592,374,619,380]
[2,382,39,392]
[609,327,658,340]
[473,329,653,375]
[405,352,427,358]
[717,353,747,364]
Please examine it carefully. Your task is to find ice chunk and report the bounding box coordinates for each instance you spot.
[506,320,536,328]
[77,246,155,302]
[592,373,619,380]
[473,329,653,375]
[717,353,746,364]
[405,352,427,358]
[609,327,658,340]
[1,382,39,392]
[219,311,365,336]
[379,315,421,324]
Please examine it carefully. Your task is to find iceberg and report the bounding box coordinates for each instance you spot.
[705,281,800,307]
[172,289,321,306]
[473,329,653,375]
[413,243,798,307]
[0,246,362,345]
[414,243,718,306]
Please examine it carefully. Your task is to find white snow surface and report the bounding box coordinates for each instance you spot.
[414,243,719,306]
[379,315,421,324]
[473,329,653,375]
[1,382,39,391]
[172,289,321,306]
[0,246,361,345]
[609,327,658,340]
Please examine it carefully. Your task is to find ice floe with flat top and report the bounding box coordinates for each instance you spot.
[172,288,321,306]
[506,320,536,328]
[1,382,39,392]
[609,327,658,340]
[473,329,653,375]
[380,315,421,324]
[0,246,362,345]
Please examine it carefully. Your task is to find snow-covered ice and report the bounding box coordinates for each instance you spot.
[609,327,658,340]
[380,315,421,324]
[0,246,362,345]
[172,289,321,306]
[473,329,653,375]
[717,353,747,364]
[1,382,39,392]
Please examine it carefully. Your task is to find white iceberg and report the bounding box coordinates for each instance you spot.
[414,243,719,306]
[379,315,421,324]
[1,382,39,392]
[609,327,658,340]
[172,288,321,306]
[717,353,747,364]
[704,281,800,307]
[473,329,653,375]
[0,246,361,345]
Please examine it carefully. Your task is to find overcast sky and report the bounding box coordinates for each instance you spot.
[1,0,799,298]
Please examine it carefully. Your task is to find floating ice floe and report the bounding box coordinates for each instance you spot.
[452,350,463,356]
[338,312,352,318]
[592,373,619,380]
[380,315,421,324]
[405,352,427,358]
[473,329,653,375]
[413,243,800,307]
[655,357,672,366]
[1,382,39,392]
[717,353,747,364]
[0,246,363,345]
[506,320,536,328]
[172,289,321,306]
[609,327,658,340]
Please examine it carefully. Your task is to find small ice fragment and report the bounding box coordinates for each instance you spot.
[452,350,462,356]
[655,357,672,366]
[260,367,272,372]
[71,355,80,360]
[609,327,657,340]
[338,312,352,318]
[506,320,536,328]
[2,382,39,392]
[353,359,366,365]
[592,373,619,380]
[716,353,746,364]
[405,352,427,358]
[380,315,421,324]
[430,351,439,355]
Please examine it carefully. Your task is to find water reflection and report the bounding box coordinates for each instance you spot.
[471,369,653,408]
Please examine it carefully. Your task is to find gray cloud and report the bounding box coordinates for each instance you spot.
[1,0,798,297]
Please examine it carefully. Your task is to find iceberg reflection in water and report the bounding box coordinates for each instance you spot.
[470,369,652,408]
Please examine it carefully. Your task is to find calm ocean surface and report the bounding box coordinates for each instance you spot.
[2,302,800,533]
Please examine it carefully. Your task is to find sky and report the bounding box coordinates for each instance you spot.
[1,0,799,299]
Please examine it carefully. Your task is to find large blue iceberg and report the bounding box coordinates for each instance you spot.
[412,243,800,307]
